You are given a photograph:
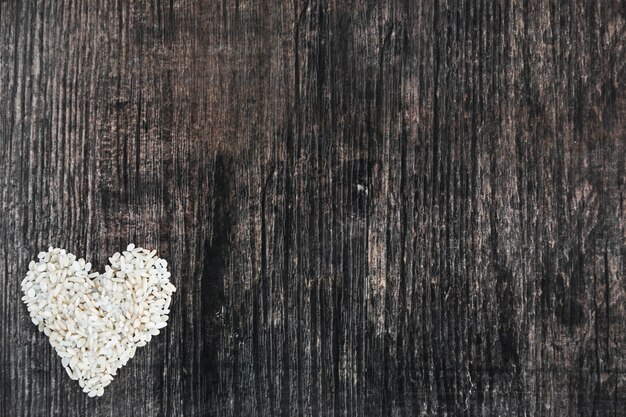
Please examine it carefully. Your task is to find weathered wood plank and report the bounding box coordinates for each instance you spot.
[0,1,624,416]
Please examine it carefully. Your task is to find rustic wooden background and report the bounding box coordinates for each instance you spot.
[1,0,625,416]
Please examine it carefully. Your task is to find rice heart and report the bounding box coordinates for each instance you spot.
[21,244,176,397]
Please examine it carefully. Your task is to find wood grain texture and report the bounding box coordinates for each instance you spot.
[1,1,625,416]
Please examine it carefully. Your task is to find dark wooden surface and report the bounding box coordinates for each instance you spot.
[1,1,625,416]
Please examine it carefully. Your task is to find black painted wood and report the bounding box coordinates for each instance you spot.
[1,1,625,416]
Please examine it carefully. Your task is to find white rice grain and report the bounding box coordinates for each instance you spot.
[21,245,175,397]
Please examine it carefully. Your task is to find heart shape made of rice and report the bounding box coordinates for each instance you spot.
[21,244,175,397]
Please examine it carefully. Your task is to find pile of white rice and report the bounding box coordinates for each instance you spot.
[21,244,175,397]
